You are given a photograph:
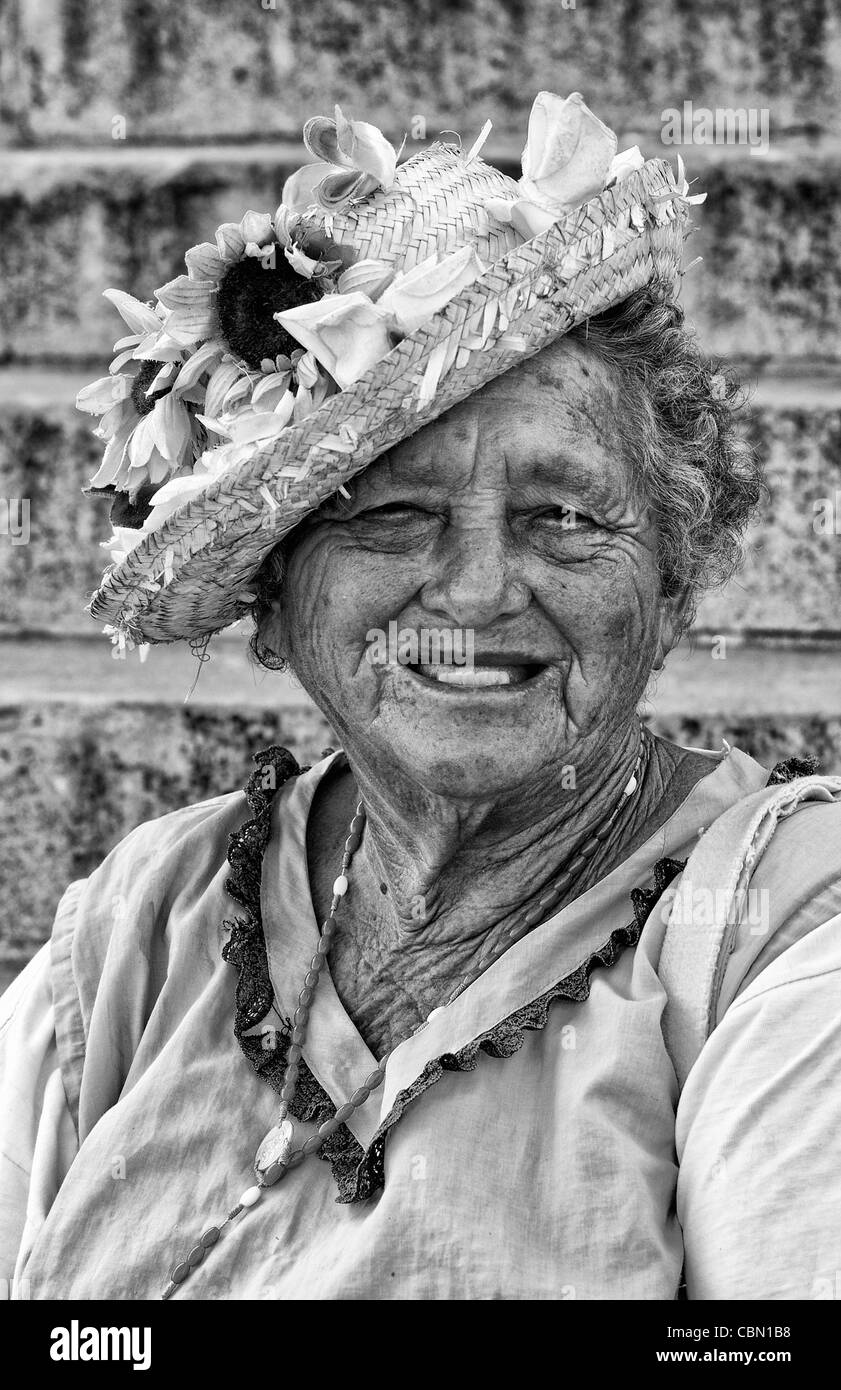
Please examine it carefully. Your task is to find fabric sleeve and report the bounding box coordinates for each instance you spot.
[0,943,77,1291]
[0,786,248,1292]
[676,908,841,1299]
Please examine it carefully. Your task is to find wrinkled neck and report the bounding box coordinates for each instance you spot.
[342,720,649,941]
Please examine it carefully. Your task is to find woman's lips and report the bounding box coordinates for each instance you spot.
[414,662,534,687]
[391,659,547,691]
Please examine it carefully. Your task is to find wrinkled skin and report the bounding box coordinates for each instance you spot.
[260,337,711,1054]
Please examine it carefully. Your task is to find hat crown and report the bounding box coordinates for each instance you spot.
[302,143,523,272]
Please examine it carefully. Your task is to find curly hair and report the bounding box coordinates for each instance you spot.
[249,280,764,666]
[567,280,764,625]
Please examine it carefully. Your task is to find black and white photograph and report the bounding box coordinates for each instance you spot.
[0,0,839,1351]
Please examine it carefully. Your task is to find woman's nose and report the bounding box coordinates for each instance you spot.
[419,516,530,628]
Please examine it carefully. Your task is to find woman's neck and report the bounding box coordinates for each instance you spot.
[306,732,719,1055]
[351,725,639,933]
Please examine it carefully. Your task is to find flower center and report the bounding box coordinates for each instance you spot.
[216,255,322,370]
[109,486,156,528]
[130,360,172,417]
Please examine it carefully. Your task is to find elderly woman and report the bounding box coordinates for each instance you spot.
[2,93,841,1303]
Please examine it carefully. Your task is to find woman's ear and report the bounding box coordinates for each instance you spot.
[257,596,285,653]
[654,588,694,670]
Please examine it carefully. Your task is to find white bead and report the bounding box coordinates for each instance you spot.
[333,875,349,897]
[240,1186,262,1208]
[427,1007,446,1022]
[623,774,637,796]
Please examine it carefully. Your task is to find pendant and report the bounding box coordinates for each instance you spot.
[254,1119,294,1180]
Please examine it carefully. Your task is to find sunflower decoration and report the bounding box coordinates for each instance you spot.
[77,107,403,550]
[78,208,338,536]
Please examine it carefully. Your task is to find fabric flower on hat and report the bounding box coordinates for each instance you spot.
[276,245,485,388]
[76,291,206,500]
[486,92,629,239]
[99,524,148,567]
[283,106,398,214]
[141,447,250,532]
[157,205,332,361]
[606,145,645,186]
[77,201,341,508]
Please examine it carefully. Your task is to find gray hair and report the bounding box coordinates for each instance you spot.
[567,280,764,628]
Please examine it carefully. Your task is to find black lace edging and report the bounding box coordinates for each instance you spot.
[221,744,688,1204]
[222,746,367,1193]
[768,754,819,783]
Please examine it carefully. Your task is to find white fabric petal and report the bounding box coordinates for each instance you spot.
[333,106,397,188]
[205,362,245,419]
[282,162,336,213]
[378,246,485,334]
[185,241,226,281]
[519,91,617,212]
[238,210,274,246]
[275,292,392,389]
[102,289,160,336]
[76,375,131,414]
[171,340,224,392]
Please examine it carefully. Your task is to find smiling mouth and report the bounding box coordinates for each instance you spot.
[405,661,546,689]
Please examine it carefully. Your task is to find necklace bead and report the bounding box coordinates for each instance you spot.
[262,1161,287,1186]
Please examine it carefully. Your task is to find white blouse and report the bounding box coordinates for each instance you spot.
[1,746,840,1300]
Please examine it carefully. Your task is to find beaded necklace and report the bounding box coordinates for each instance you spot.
[162,725,649,1298]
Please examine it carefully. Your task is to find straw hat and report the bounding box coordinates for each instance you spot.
[78,93,702,653]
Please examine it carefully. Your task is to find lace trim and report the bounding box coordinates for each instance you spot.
[768,754,820,783]
[221,745,688,1204]
[222,747,367,1193]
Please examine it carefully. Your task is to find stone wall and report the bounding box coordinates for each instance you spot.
[2,1,839,144]
[1,0,839,972]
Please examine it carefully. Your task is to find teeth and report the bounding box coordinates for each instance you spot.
[416,664,527,687]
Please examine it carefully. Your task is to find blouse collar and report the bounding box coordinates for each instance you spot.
[260,744,769,1143]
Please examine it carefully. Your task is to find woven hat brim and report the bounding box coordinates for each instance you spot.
[89,160,690,645]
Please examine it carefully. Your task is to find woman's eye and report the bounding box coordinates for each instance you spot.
[533,506,595,529]
[356,504,432,522]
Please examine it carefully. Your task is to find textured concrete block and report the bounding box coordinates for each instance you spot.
[0,700,334,962]
[680,159,841,359]
[696,397,841,633]
[0,401,105,632]
[1,0,839,145]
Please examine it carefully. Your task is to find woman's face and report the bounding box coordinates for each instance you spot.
[268,336,683,798]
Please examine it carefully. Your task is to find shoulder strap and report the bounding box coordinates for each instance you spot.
[658,771,841,1088]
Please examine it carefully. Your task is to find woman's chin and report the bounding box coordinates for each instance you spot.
[335,662,572,795]
[369,713,562,798]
